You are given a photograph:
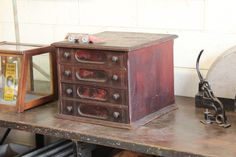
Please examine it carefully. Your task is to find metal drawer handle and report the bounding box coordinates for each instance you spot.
[112,74,119,81]
[77,88,107,101]
[113,112,120,119]
[63,52,70,59]
[66,88,73,95]
[75,58,105,64]
[64,70,71,77]
[112,56,119,62]
[74,50,106,64]
[77,107,108,120]
[75,71,107,83]
[112,93,120,100]
[66,106,73,112]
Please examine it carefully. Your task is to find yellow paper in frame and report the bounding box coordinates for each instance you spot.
[3,63,16,101]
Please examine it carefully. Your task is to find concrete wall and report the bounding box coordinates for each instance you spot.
[1,0,236,97]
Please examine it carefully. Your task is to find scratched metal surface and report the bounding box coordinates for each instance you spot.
[0,96,235,157]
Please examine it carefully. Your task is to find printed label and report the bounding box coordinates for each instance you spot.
[3,63,16,101]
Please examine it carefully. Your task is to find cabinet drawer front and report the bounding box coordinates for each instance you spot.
[74,49,107,64]
[61,100,75,116]
[74,67,127,87]
[76,85,108,101]
[58,48,127,68]
[76,68,107,83]
[75,84,127,105]
[61,83,127,105]
[75,102,128,123]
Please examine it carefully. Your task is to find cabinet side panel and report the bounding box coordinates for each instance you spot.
[128,40,175,122]
[56,48,63,114]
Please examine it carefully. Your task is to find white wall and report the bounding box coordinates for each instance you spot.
[1,0,236,97]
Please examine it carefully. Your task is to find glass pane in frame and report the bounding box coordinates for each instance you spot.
[74,50,106,64]
[24,53,52,103]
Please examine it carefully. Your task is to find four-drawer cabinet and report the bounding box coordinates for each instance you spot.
[53,31,177,129]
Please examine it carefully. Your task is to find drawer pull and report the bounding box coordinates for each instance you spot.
[113,112,120,119]
[76,69,107,83]
[78,105,108,120]
[75,51,105,64]
[67,106,73,112]
[64,70,71,77]
[63,52,70,59]
[112,56,119,62]
[77,86,108,101]
[112,74,119,81]
[66,88,73,95]
[112,93,120,100]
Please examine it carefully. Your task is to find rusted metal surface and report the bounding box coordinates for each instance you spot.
[0,97,235,157]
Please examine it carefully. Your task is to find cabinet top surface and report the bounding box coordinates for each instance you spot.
[52,31,177,51]
[0,42,44,54]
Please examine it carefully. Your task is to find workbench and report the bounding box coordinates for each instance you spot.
[0,96,235,157]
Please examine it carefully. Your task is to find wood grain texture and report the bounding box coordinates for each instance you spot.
[55,31,176,128]
[128,40,175,122]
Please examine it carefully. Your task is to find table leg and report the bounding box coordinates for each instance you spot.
[35,133,45,148]
[73,140,96,157]
[0,128,11,145]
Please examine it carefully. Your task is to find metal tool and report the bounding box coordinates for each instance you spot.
[195,50,231,128]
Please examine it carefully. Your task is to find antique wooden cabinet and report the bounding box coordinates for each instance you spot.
[0,42,57,112]
[53,32,177,129]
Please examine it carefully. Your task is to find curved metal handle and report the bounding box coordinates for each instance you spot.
[76,88,107,101]
[196,50,204,81]
[75,71,107,83]
[75,58,105,64]
[77,107,108,120]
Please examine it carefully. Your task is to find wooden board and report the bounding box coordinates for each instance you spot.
[52,31,177,51]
